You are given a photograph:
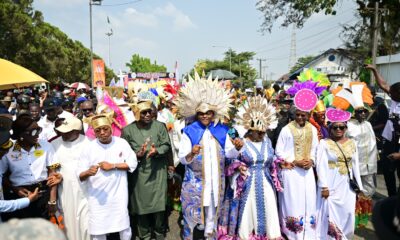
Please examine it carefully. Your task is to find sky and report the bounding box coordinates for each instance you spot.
[33,0,359,80]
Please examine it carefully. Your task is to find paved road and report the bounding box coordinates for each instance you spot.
[164,174,390,240]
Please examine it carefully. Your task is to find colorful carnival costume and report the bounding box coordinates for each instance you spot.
[84,87,128,140]
[176,74,240,240]
[276,79,323,240]
[218,96,283,240]
[315,108,364,239]
[332,82,377,227]
[310,100,329,140]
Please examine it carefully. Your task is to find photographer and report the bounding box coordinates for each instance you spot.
[366,64,400,196]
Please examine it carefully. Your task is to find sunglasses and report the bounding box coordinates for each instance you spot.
[23,127,43,137]
[81,108,93,112]
[355,109,368,114]
[332,126,347,131]
[141,110,152,115]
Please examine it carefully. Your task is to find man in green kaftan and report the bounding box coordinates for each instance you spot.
[122,101,171,240]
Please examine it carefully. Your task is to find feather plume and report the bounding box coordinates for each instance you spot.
[174,74,233,124]
[235,95,277,132]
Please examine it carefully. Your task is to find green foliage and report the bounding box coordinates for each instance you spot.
[125,54,167,73]
[289,55,315,74]
[191,50,258,90]
[341,1,400,57]
[359,58,372,85]
[256,0,338,32]
[0,0,115,85]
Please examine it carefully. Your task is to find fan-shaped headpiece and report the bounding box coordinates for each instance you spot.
[174,72,233,124]
[235,95,278,132]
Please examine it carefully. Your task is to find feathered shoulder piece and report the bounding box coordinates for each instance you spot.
[174,72,233,124]
[235,95,278,132]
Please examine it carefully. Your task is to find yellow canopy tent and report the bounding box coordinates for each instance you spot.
[0,58,48,90]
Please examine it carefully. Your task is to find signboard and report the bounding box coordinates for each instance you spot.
[92,59,106,88]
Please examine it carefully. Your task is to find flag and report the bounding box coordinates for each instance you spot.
[174,61,179,85]
[124,75,129,88]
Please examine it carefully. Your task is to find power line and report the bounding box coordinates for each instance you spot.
[101,0,146,7]
[254,8,355,51]
[256,18,357,54]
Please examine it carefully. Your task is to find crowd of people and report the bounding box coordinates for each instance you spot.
[0,65,399,240]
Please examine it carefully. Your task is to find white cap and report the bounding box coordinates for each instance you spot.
[55,117,82,133]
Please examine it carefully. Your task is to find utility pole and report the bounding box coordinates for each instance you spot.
[89,0,102,88]
[262,66,268,80]
[363,2,385,88]
[371,1,380,87]
[257,58,266,78]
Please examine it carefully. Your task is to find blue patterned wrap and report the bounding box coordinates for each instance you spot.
[181,121,229,240]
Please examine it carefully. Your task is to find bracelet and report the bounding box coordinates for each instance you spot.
[113,163,117,169]
[48,200,56,205]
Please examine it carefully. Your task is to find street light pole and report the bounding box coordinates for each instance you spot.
[89,0,102,87]
[106,29,113,67]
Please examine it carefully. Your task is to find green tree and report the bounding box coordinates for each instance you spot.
[289,55,315,74]
[256,0,338,32]
[125,54,167,73]
[191,50,258,90]
[0,0,115,85]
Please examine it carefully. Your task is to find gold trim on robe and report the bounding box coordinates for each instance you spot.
[326,139,356,175]
[288,121,313,160]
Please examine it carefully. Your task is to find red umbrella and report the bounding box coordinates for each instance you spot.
[69,82,90,91]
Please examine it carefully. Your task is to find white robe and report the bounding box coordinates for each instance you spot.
[78,137,137,235]
[346,119,378,176]
[275,123,318,240]
[316,139,364,240]
[51,135,90,240]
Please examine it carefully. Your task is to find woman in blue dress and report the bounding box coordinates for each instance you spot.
[218,96,283,240]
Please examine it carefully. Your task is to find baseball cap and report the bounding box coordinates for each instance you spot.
[43,98,57,110]
[76,96,87,104]
[55,117,82,133]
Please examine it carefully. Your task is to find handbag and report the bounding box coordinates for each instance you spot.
[334,141,361,194]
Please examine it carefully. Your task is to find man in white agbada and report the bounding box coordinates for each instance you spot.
[346,108,378,197]
[275,109,318,240]
[51,117,90,240]
[78,114,137,240]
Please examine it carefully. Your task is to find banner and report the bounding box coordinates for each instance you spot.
[93,59,106,88]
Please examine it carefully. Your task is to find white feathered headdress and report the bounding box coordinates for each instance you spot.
[235,95,278,132]
[175,72,233,124]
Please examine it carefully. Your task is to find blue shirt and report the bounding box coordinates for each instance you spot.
[0,198,30,222]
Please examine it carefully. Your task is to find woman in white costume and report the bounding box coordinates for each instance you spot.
[316,108,364,239]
